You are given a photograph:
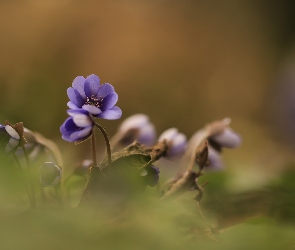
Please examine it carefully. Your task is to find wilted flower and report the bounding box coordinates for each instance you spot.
[140,165,160,187]
[0,121,26,154]
[67,74,122,120]
[60,109,94,143]
[39,162,62,187]
[116,114,156,146]
[158,128,187,158]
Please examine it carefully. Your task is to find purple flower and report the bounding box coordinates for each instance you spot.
[60,109,94,143]
[67,74,122,120]
[158,128,187,158]
[117,114,156,146]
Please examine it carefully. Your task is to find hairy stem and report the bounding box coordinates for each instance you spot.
[91,129,98,167]
[95,123,112,165]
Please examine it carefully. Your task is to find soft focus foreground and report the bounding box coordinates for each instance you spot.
[0,117,294,250]
[1,1,295,249]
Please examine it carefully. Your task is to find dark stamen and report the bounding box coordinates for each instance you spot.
[85,95,103,108]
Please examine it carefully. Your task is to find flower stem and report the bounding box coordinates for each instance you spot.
[22,146,36,208]
[12,153,22,170]
[94,123,112,165]
[91,129,98,167]
[12,153,34,208]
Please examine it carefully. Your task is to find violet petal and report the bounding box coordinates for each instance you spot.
[84,74,100,97]
[72,76,86,99]
[67,101,79,110]
[97,106,122,120]
[60,117,76,136]
[96,83,115,99]
[67,108,89,116]
[70,126,92,141]
[100,92,118,111]
[82,104,102,115]
[212,128,241,148]
[72,114,93,127]
[67,87,85,108]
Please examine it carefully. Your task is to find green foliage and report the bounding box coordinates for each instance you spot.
[1,154,295,249]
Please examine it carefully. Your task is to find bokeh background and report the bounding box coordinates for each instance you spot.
[2,0,295,175]
[1,1,295,249]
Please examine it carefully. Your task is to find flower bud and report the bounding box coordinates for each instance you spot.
[39,162,62,187]
[209,125,241,149]
[158,128,187,158]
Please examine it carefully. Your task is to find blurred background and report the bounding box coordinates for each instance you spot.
[1,0,295,178]
[2,1,295,249]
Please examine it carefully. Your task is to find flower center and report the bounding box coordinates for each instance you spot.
[85,95,103,108]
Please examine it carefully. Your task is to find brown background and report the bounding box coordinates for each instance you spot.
[1,0,295,176]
